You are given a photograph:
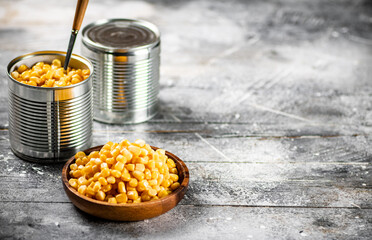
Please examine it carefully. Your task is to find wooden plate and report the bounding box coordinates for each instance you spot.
[62,145,189,221]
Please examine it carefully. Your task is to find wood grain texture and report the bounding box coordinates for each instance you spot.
[0,0,371,239]
[72,0,89,31]
[0,202,371,240]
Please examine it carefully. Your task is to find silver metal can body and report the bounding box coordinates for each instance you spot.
[81,19,160,124]
[7,51,94,162]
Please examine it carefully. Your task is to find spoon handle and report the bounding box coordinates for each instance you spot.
[64,0,89,70]
[72,0,89,31]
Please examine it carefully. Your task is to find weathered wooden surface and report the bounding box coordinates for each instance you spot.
[0,0,372,239]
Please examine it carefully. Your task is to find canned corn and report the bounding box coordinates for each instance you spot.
[81,18,160,124]
[7,51,93,162]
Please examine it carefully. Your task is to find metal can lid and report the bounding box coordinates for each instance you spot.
[82,19,160,53]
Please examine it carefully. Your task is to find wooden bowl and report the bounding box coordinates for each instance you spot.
[62,145,189,221]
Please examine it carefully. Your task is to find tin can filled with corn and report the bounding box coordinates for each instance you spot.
[81,19,160,124]
[7,51,94,162]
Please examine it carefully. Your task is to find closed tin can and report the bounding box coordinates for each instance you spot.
[7,51,93,162]
[81,19,160,124]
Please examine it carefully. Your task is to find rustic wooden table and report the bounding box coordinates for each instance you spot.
[0,0,371,239]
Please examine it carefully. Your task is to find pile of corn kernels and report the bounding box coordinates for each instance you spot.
[11,59,90,87]
[68,139,180,204]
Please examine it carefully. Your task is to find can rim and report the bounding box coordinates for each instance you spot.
[82,18,160,54]
[7,50,94,90]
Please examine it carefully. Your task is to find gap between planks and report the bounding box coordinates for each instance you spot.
[0,200,371,210]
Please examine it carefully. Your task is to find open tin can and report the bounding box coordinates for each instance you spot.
[7,51,94,162]
[82,18,160,124]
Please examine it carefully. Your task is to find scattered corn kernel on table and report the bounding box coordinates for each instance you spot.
[0,0,371,239]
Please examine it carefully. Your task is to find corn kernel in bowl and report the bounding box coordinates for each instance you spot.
[11,59,90,87]
[68,139,180,204]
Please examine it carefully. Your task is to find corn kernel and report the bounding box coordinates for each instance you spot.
[93,172,101,181]
[17,64,28,73]
[116,154,126,163]
[99,153,107,162]
[83,165,93,175]
[128,145,141,157]
[170,167,178,174]
[96,191,106,201]
[148,179,158,186]
[89,151,99,159]
[108,197,117,204]
[133,197,142,203]
[98,177,108,186]
[120,148,133,161]
[100,162,108,169]
[86,177,94,185]
[86,186,96,196]
[148,188,157,197]
[121,172,131,182]
[151,171,159,180]
[52,59,62,67]
[75,151,86,159]
[46,79,55,87]
[126,164,135,172]
[82,69,90,75]
[78,185,87,195]
[107,176,116,184]
[106,157,115,165]
[153,185,161,193]
[139,148,148,157]
[93,158,102,165]
[170,182,181,190]
[116,193,128,203]
[134,139,146,147]
[118,181,126,193]
[132,170,145,181]
[158,189,169,198]
[70,163,78,170]
[156,149,166,156]
[155,160,164,168]
[93,181,101,192]
[11,71,19,79]
[81,157,89,165]
[157,174,164,185]
[128,178,138,187]
[102,142,113,150]
[135,163,145,172]
[68,179,78,189]
[102,184,112,192]
[170,173,179,182]
[161,179,171,188]
[144,169,151,180]
[78,176,87,186]
[137,180,150,192]
[147,160,155,169]
[126,186,137,192]
[114,161,125,172]
[111,169,121,178]
[75,158,83,166]
[167,159,176,168]
[127,190,139,200]
[111,147,120,159]
[73,170,83,178]
[101,168,110,178]
[141,192,151,202]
